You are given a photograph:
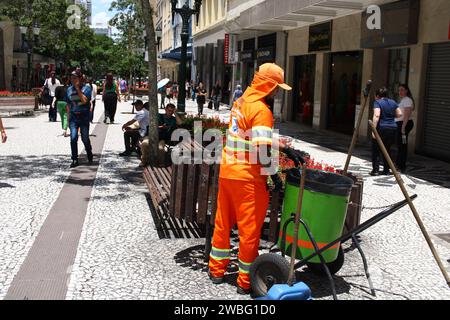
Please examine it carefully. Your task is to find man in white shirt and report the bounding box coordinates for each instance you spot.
[45,71,61,122]
[119,100,149,157]
[88,78,98,123]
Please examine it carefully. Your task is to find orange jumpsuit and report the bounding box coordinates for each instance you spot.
[209,72,278,290]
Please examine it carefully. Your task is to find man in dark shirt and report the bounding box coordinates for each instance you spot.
[66,71,93,168]
[157,103,182,164]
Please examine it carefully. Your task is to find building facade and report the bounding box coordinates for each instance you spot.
[0,21,56,92]
[157,0,194,83]
[219,0,450,162]
[192,0,228,101]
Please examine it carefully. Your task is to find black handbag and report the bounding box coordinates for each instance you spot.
[207,100,213,109]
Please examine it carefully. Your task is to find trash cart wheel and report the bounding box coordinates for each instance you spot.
[306,245,345,276]
[250,253,290,297]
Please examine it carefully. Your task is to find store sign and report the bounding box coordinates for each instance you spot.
[224,34,230,64]
[448,22,450,40]
[309,22,332,52]
[256,47,274,62]
[229,34,237,64]
[361,0,419,48]
[224,34,237,65]
[240,50,254,62]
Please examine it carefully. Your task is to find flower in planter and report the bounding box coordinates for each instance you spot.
[0,91,34,97]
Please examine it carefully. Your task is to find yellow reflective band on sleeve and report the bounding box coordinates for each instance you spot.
[252,126,273,139]
[252,137,273,144]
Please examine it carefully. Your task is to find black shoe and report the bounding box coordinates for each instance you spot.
[87,152,94,163]
[382,171,392,176]
[119,151,132,157]
[236,286,252,295]
[369,171,380,176]
[103,118,107,124]
[70,160,79,168]
[208,271,223,285]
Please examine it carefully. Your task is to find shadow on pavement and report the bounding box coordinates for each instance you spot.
[145,194,205,240]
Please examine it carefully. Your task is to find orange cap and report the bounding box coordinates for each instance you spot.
[258,63,292,91]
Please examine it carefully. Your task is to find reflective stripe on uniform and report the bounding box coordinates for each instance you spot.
[226,134,252,152]
[252,126,273,145]
[238,259,252,274]
[210,247,231,261]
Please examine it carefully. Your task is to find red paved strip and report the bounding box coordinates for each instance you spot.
[4,121,108,300]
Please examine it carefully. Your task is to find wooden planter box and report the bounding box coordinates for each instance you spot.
[0,96,36,115]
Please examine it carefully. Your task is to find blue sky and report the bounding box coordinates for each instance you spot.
[91,0,116,28]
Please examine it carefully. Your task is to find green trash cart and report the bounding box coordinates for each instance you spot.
[278,168,354,272]
[250,167,418,299]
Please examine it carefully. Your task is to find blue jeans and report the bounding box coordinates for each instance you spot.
[69,112,92,160]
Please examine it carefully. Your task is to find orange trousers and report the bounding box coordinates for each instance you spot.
[209,178,269,290]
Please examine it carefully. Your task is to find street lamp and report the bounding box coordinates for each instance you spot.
[155,26,162,51]
[171,0,202,115]
[19,23,40,91]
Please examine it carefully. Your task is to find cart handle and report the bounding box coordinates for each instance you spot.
[292,194,417,269]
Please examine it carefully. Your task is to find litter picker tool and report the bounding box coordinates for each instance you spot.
[343,80,373,175]
[369,120,450,287]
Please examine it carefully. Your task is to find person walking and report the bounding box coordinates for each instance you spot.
[55,76,69,137]
[208,63,305,295]
[102,73,120,124]
[185,80,191,101]
[395,84,415,173]
[370,87,402,176]
[196,82,207,116]
[88,78,98,124]
[66,71,93,168]
[119,78,128,102]
[44,71,61,122]
[0,116,7,143]
[191,80,196,101]
[212,80,222,111]
[159,85,167,109]
[232,84,243,105]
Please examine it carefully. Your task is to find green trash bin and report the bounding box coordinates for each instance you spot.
[278,168,354,264]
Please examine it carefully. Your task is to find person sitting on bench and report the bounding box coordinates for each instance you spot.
[120,99,149,157]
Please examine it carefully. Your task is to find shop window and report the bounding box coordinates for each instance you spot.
[387,48,410,101]
[293,55,316,125]
[327,51,363,135]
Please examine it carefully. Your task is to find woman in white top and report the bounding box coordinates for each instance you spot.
[395,84,415,172]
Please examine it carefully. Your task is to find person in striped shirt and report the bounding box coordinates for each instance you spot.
[66,71,93,168]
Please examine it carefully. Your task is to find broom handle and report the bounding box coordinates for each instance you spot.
[343,81,373,175]
[288,165,306,286]
[369,121,450,287]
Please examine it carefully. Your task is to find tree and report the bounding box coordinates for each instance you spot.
[1,0,95,75]
[139,0,159,166]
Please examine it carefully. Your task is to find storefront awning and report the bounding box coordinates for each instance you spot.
[226,0,396,32]
[160,45,192,61]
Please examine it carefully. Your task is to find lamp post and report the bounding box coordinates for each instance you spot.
[155,27,162,51]
[171,0,202,115]
[19,23,40,91]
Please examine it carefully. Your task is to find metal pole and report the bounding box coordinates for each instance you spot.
[177,24,189,116]
[368,120,450,287]
[343,80,372,174]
